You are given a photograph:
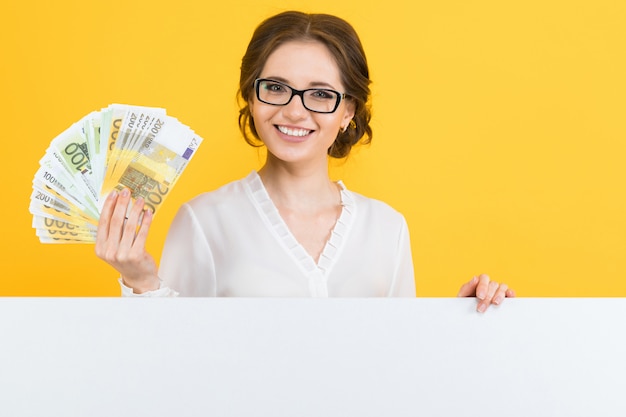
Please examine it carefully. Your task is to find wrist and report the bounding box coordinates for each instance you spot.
[121,275,160,294]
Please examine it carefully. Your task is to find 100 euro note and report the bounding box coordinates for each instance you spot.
[31,105,203,244]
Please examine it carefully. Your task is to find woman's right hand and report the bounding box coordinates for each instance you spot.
[95,188,160,293]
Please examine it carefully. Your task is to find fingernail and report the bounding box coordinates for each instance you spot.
[477,290,486,300]
[494,296,503,305]
[121,188,130,197]
[107,190,118,200]
[477,303,487,313]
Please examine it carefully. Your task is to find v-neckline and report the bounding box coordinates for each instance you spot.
[245,170,355,276]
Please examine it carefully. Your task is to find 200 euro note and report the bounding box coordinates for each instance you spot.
[30,182,97,225]
[99,116,202,214]
[29,185,97,227]
[32,214,96,234]
[35,217,97,242]
[102,105,166,189]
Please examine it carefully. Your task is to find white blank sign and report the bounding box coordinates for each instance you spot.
[0,298,624,416]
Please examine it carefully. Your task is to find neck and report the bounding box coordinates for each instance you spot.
[258,157,340,211]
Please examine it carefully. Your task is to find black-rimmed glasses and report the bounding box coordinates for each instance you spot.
[254,78,346,114]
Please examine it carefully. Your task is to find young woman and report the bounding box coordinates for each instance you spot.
[96,11,514,310]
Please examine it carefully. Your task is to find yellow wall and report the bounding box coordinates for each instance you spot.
[2,0,624,296]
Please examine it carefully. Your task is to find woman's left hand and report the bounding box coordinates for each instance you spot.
[457,274,515,313]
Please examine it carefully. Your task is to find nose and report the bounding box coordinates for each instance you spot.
[282,92,308,120]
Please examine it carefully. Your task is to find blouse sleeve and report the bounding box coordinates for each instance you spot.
[158,203,216,296]
[118,203,216,297]
[387,215,416,297]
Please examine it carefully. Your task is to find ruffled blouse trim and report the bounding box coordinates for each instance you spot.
[244,170,355,276]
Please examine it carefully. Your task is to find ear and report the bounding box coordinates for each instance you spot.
[340,99,356,129]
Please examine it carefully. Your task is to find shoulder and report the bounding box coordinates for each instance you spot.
[183,171,256,211]
[341,185,407,228]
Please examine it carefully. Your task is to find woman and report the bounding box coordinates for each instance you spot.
[96,11,514,310]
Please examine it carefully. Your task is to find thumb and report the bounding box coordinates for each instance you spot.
[457,276,479,297]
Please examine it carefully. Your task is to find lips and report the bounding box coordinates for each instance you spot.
[276,125,312,137]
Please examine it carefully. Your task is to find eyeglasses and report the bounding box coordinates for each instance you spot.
[254,78,346,114]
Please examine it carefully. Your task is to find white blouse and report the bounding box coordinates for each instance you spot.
[122,171,415,297]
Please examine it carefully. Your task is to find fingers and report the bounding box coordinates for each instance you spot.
[96,190,118,247]
[492,283,509,305]
[475,274,491,300]
[118,197,150,253]
[96,189,124,259]
[108,188,133,245]
[475,275,494,312]
[457,273,516,313]
[95,188,146,262]
[456,276,478,297]
[456,273,491,298]
[133,207,153,250]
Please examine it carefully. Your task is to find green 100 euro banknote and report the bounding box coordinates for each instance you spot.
[30,104,204,243]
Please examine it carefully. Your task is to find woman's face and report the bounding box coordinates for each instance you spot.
[250,40,355,168]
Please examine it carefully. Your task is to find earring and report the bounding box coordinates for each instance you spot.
[341,119,357,134]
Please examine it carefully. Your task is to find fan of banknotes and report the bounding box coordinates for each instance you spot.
[30,104,203,243]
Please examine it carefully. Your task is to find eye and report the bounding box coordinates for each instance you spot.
[262,81,288,94]
[308,89,337,101]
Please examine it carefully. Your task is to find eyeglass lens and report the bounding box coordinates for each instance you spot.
[256,79,341,113]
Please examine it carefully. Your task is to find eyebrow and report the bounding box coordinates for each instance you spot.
[262,76,338,90]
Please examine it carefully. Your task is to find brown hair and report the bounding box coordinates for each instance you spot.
[238,11,372,159]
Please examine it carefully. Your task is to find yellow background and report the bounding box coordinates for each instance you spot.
[1,0,624,296]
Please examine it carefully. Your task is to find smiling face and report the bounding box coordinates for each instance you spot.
[249,40,355,168]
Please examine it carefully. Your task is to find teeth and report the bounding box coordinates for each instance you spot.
[277,126,311,137]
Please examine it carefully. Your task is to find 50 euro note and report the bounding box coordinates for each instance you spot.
[99,116,203,214]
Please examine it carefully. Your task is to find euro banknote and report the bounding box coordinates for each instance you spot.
[30,104,203,243]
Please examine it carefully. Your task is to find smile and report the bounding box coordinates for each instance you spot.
[276,125,312,137]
